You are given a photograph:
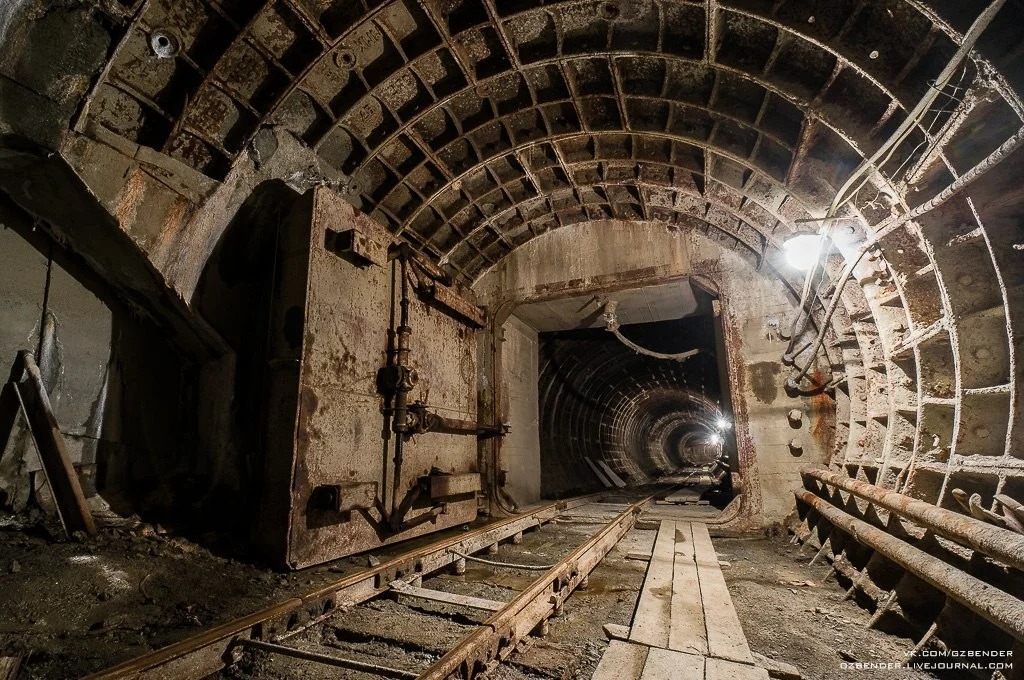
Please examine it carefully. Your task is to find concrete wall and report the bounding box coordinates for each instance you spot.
[476,221,692,304]
[0,227,112,509]
[713,259,835,522]
[0,221,196,524]
[475,220,833,525]
[500,314,541,506]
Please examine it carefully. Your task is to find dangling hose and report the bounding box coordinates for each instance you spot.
[602,300,700,362]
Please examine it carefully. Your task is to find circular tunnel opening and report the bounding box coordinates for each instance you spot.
[520,282,735,506]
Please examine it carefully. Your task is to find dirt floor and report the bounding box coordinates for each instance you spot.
[1,505,941,680]
[0,510,509,679]
[720,533,935,680]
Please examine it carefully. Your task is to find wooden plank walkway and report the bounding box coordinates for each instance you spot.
[594,520,768,680]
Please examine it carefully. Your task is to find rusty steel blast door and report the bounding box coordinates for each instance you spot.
[256,187,485,569]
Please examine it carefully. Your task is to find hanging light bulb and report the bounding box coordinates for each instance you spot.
[709,433,722,445]
[783,233,828,271]
[716,417,731,430]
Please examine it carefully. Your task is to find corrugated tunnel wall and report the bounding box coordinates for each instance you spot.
[537,317,723,497]
[0,0,1021,594]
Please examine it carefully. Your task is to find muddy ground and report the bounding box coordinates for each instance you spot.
[0,510,508,679]
[1,507,939,680]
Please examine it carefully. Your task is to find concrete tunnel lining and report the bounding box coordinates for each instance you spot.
[0,0,1023,676]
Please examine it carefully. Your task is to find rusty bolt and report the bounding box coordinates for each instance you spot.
[788,409,803,426]
[789,439,804,456]
[334,49,357,70]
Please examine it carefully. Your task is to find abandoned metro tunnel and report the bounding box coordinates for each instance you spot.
[1,0,1023,678]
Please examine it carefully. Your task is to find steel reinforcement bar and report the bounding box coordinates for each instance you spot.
[802,466,1024,571]
[84,492,609,680]
[795,489,1024,641]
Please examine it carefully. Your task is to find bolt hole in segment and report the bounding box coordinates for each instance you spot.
[149,30,178,58]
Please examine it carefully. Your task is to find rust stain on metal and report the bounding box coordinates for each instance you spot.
[808,369,836,456]
[114,169,149,232]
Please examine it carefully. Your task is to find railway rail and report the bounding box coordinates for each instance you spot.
[85,490,660,680]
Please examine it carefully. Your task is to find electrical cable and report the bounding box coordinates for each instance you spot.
[447,549,554,571]
[602,300,701,362]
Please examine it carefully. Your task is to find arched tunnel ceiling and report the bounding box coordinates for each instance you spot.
[81,0,1024,283]
[35,0,1024,503]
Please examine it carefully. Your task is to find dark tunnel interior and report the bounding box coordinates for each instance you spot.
[537,309,730,498]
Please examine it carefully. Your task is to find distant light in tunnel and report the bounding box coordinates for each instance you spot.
[783,234,828,271]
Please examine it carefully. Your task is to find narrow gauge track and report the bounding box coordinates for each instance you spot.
[85,490,661,680]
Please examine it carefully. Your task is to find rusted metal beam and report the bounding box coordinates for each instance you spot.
[416,280,486,328]
[894,125,1024,226]
[802,467,1024,571]
[705,0,719,63]
[795,489,1024,641]
[418,496,652,679]
[83,492,606,680]
[903,87,987,186]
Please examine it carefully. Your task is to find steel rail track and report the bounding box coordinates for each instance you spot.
[418,494,653,679]
[83,492,615,680]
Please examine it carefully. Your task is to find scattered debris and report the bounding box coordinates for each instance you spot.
[752,651,802,680]
[624,551,652,561]
[602,623,630,641]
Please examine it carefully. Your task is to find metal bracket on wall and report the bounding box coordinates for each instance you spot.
[396,244,486,328]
